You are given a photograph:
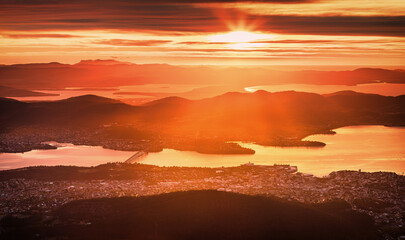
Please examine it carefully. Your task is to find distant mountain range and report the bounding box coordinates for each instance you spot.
[1,90,404,154]
[0,190,380,240]
[0,85,58,97]
[1,60,405,91]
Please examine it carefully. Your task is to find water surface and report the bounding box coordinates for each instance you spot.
[0,126,404,176]
[139,126,405,176]
[0,143,133,170]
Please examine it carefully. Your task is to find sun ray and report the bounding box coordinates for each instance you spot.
[207,31,272,43]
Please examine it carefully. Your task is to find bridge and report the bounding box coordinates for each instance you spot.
[125,151,148,163]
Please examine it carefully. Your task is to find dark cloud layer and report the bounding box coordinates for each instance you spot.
[0,0,313,4]
[262,16,405,37]
[0,1,404,37]
[0,3,231,32]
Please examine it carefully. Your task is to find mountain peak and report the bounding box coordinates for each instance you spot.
[324,90,383,97]
[143,96,191,106]
[252,89,271,95]
[10,62,66,68]
[59,94,121,104]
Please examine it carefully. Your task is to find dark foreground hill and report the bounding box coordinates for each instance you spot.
[0,190,380,240]
[1,90,405,154]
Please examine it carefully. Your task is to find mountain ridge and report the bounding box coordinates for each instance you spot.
[1,60,405,90]
[1,90,404,154]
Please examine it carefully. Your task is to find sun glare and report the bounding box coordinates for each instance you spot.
[207,31,271,43]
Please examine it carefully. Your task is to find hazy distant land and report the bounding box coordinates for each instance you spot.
[2,61,405,90]
[0,85,59,98]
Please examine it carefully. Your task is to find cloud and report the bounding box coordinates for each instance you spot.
[254,40,337,44]
[93,39,172,46]
[261,15,405,37]
[1,0,314,4]
[0,3,231,32]
[177,41,229,45]
[1,33,82,38]
[177,39,388,45]
[0,1,404,37]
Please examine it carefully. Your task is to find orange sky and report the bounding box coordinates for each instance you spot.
[1,0,404,66]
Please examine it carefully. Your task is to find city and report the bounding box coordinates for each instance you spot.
[0,163,403,239]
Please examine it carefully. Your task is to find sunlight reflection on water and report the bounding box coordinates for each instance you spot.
[0,126,404,176]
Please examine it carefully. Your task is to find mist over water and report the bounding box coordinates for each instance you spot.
[11,82,405,105]
[245,83,405,96]
[0,126,404,176]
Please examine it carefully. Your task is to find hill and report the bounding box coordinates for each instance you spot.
[59,94,122,104]
[0,190,380,240]
[1,90,404,154]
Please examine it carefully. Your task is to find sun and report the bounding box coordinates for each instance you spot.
[207,31,270,43]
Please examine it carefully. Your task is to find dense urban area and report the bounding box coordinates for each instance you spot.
[0,163,403,239]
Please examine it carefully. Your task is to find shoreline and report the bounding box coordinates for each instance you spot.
[0,161,403,179]
[1,124,405,176]
[3,124,404,155]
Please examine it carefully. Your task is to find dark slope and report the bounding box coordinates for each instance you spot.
[326,91,405,112]
[0,98,29,132]
[140,96,193,120]
[0,95,138,128]
[142,96,192,107]
[0,190,380,240]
